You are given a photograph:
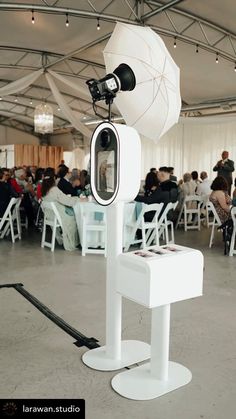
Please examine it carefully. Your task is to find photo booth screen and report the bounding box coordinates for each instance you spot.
[97,150,115,193]
[94,126,118,202]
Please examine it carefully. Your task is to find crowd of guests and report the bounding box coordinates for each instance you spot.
[139,150,236,225]
[0,163,91,251]
[1,150,235,251]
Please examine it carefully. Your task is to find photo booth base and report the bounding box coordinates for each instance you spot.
[111,361,192,400]
[82,340,150,371]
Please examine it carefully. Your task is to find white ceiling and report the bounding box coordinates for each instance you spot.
[1,0,236,137]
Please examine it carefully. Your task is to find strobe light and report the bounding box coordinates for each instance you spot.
[86,63,136,104]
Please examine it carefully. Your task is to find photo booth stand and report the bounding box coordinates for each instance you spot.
[112,244,203,400]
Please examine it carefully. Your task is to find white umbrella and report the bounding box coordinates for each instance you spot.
[103,23,181,142]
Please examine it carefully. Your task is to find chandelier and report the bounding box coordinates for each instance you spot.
[34,103,53,134]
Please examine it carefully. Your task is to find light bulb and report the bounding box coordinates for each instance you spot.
[234,63,236,72]
[196,44,199,53]
[66,13,69,27]
[174,37,177,48]
[97,18,100,31]
[32,10,35,24]
[30,99,33,105]
[216,53,219,63]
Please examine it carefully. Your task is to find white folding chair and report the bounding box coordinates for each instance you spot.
[80,203,107,256]
[146,202,178,246]
[41,201,63,252]
[124,203,164,251]
[156,201,178,245]
[207,201,222,248]
[0,197,21,243]
[183,195,203,231]
[19,206,28,230]
[229,207,236,256]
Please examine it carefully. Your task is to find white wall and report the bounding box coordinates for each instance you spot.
[50,132,73,151]
[0,145,14,168]
[0,126,39,146]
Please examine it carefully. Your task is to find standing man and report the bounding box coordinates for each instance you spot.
[213,150,234,195]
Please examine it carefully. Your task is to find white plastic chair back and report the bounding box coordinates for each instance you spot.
[41,201,63,252]
[207,201,222,248]
[80,203,107,256]
[183,195,203,231]
[125,203,164,251]
[0,197,21,243]
[229,207,236,256]
[146,201,178,246]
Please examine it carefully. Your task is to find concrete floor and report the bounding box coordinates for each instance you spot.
[0,227,235,419]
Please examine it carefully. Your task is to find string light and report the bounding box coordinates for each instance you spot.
[97,18,100,31]
[65,13,69,27]
[32,9,35,24]
[216,53,219,63]
[174,37,177,48]
[196,44,199,53]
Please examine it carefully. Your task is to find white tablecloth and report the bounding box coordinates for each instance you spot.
[73,200,136,248]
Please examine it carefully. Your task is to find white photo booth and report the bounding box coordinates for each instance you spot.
[82,22,204,401]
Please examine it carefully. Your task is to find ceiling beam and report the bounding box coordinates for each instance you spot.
[0,45,105,70]
[145,0,236,37]
[44,33,111,69]
[142,0,184,20]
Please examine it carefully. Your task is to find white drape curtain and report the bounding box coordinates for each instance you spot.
[141,116,236,181]
[45,73,91,138]
[63,148,85,171]
[48,70,90,99]
[0,69,43,97]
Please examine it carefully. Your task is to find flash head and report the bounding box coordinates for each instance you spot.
[86,63,136,104]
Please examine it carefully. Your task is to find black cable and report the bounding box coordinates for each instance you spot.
[0,283,99,350]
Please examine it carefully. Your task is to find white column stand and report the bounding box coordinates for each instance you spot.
[82,202,150,371]
[112,303,192,400]
[150,304,170,381]
[106,201,123,360]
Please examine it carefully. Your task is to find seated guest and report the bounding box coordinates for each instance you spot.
[196,171,211,196]
[36,167,56,205]
[209,176,231,223]
[80,170,90,188]
[57,165,78,196]
[76,170,91,197]
[35,168,45,201]
[233,178,236,199]
[41,175,79,251]
[179,172,196,198]
[144,168,159,196]
[0,168,19,217]
[70,175,81,193]
[135,166,178,221]
[191,171,201,190]
[168,167,177,182]
[70,168,80,179]
[11,168,35,226]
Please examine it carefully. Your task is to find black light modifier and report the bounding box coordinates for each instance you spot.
[86,63,136,104]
